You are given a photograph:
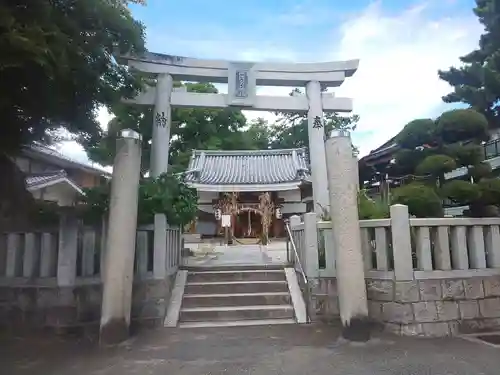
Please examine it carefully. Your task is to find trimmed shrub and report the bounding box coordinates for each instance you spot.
[391,183,443,217]
[436,109,488,143]
[441,180,481,205]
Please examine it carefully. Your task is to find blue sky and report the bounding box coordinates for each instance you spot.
[64,0,483,161]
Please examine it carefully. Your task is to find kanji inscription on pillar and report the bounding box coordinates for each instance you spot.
[235,71,249,98]
[155,111,167,128]
[228,62,256,107]
[313,116,323,129]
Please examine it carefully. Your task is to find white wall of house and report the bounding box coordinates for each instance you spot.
[31,183,79,206]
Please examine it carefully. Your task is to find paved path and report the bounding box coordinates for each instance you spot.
[2,324,499,375]
[183,242,288,267]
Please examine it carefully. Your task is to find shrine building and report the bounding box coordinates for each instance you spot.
[184,148,312,239]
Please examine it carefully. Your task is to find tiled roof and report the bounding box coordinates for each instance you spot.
[185,149,310,185]
[26,170,68,188]
[23,143,111,177]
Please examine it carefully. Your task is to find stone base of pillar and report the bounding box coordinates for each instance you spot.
[100,318,129,345]
[342,315,371,342]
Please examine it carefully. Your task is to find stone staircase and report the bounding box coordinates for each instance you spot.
[175,265,303,328]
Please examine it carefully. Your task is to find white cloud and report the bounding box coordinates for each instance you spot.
[331,2,483,155]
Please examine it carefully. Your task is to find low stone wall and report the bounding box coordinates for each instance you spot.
[367,276,500,336]
[0,277,174,334]
[303,274,500,336]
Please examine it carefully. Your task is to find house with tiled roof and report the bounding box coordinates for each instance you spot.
[15,144,110,206]
[184,149,311,238]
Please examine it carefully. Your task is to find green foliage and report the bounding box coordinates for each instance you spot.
[436,109,489,143]
[438,0,500,126]
[391,183,443,217]
[441,180,481,205]
[415,154,457,179]
[358,191,389,219]
[0,0,145,154]
[80,172,197,226]
[390,148,435,176]
[396,119,436,149]
[477,178,500,206]
[469,162,492,181]
[445,143,485,167]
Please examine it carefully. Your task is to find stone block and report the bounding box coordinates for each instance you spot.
[145,280,170,300]
[383,323,401,335]
[400,323,423,336]
[75,285,102,309]
[16,288,37,311]
[0,287,14,303]
[419,280,442,301]
[422,322,450,337]
[368,301,383,321]
[136,298,166,319]
[463,279,484,299]
[326,297,339,316]
[132,282,147,304]
[57,287,77,306]
[325,278,338,296]
[395,281,419,303]
[483,277,500,297]
[459,318,500,334]
[77,303,101,323]
[459,300,480,320]
[441,280,465,300]
[479,298,500,318]
[413,302,439,323]
[436,301,459,321]
[0,306,23,329]
[313,295,327,316]
[367,280,394,301]
[45,306,78,327]
[23,310,46,328]
[448,321,460,335]
[37,288,61,308]
[382,302,413,323]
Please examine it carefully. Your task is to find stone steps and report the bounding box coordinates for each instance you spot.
[182,292,291,308]
[185,280,289,295]
[177,266,301,328]
[179,304,295,322]
[187,270,286,282]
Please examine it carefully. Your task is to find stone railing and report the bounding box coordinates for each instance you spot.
[0,217,182,333]
[290,204,500,336]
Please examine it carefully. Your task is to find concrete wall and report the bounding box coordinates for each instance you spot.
[0,277,174,334]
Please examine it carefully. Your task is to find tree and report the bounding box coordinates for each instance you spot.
[270,89,360,153]
[0,0,145,153]
[80,172,198,227]
[438,0,500,127]
[86,82,251,172]
[0,0,145,227]
[386,109,500,217]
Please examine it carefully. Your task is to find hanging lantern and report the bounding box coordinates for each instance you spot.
[275,207,282,219]
[214,208,222,220]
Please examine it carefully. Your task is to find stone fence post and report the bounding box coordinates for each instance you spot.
[390,204,414,281]
[57,210,79,287]
[303,212,319,277]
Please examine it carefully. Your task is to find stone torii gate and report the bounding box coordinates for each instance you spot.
[122,52,358,269]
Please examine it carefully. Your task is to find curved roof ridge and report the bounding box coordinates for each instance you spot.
[191,148,306,156]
